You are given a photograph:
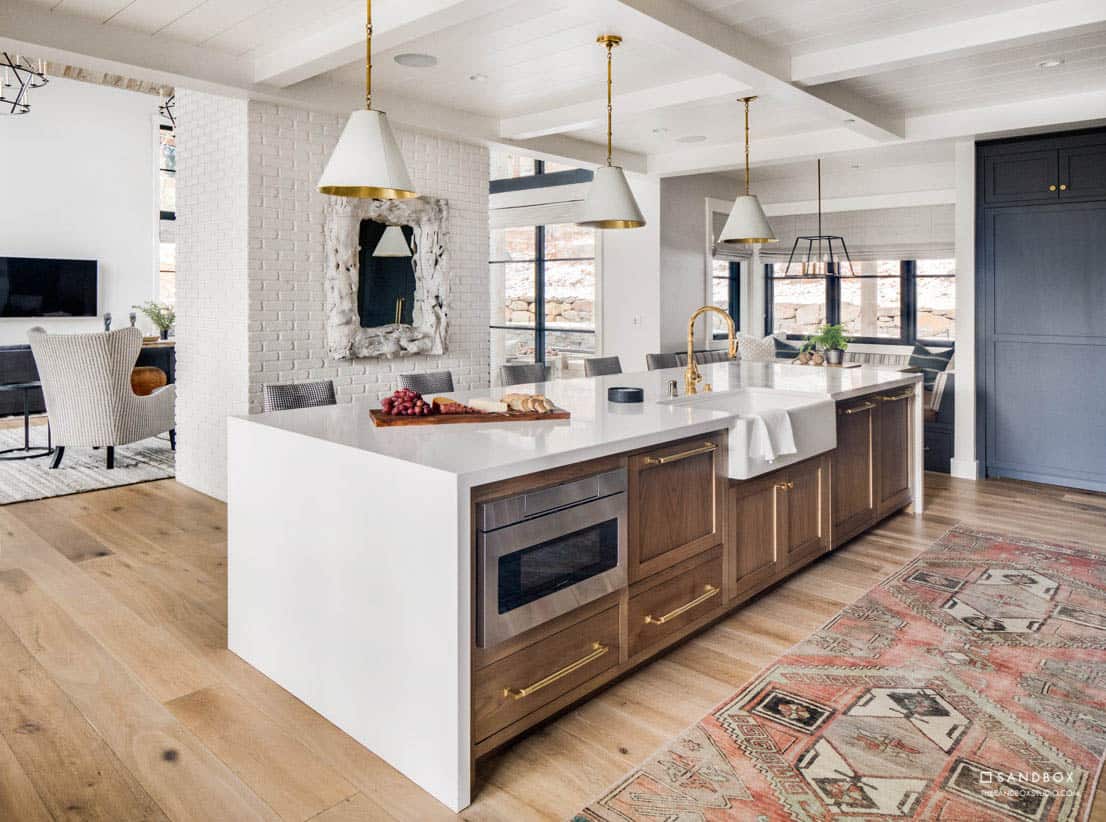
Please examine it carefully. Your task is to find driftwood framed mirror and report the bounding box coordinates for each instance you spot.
[323,196,449,360]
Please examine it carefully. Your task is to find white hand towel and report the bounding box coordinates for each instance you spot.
[747,408,798,463]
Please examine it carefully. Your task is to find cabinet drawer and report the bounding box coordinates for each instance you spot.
[628,433,723,581]
[628,554,723,659]
[473,605,619,742]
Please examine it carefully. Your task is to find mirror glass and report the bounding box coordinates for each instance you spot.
[358,220,416,327]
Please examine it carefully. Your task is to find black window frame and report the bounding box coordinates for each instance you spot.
[712,260,741,340]
[488,224,596,367]
[159,123,176,221]
[765,259,955,348]
[489,158,593,194]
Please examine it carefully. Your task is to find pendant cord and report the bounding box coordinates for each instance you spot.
[817,158,823,259]
[605,40,613,166]
[744,97,750,196]
[365,0,372,110]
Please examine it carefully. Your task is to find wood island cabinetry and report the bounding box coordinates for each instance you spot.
[471,386,915,766]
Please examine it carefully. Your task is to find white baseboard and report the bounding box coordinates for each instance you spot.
[950,458,980,480]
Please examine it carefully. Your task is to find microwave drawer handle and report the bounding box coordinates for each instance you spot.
[644,584,720,625]
[879,390,914,402]
[643,441,716,466]
[503,642,609,700]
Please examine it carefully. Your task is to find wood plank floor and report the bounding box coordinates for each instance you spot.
[0,473,1103,821]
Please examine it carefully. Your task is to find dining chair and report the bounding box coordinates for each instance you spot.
[584,356,622,377]
[262,380,337,412]
[499,363,550,387]
[398,370,455,395]
[645,353,679,370]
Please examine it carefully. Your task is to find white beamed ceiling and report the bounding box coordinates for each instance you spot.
[7,0,1106,176]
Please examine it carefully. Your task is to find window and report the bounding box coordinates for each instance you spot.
[158,124,176,306]
[489,152,592,194]
[711,260,741,339]
[159,242,176,305]
[766,259,955,345]
[490,224,596,378]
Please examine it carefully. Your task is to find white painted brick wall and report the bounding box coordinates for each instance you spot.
[246,102,490,412]
[174,91,251,501]
[174,94,490,500]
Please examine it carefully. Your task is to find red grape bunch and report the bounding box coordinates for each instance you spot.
[381,388,434,417]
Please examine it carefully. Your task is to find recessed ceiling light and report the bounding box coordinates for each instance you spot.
[843,118,856,124]
[1037,58,1064,69]
[676,135,707,143]
[468,73,488,82]
[394,53,438,68]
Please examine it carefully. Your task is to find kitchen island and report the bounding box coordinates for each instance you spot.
[227,361,922,811]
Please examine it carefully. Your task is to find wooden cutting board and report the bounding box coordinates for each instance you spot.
[370,407,570,427]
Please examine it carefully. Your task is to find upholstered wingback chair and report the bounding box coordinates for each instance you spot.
[27,327,176,469]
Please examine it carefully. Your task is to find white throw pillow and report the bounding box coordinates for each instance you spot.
[736,333,776,362]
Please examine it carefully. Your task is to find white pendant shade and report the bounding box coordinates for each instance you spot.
[577,165,645,229]
[373,225,412,257]
[318,109,416,199]
[719,194,776,244]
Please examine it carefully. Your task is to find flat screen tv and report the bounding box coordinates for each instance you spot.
[0,257,98,318]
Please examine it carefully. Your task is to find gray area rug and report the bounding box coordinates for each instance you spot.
[0,427,175,505]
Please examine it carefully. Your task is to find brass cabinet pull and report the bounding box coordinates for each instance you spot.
[644,585,720,625]
[841,402,876,415]
[774,480,794,490]
[503,642,609,700]
[643,442,716,466]
[1060,184,1068,191]
[879,391,914,402]
[1049,184,1057,191]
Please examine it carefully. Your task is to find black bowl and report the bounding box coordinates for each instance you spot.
[607,386,644,404]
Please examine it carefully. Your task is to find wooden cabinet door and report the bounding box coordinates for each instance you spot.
[728,475,783,603]
[784,455,830,569]
[832,398,878,547]
[877,390,913,516]
[628,432,724,582]
[1059,143,1106,201]
[983,149,1059,205]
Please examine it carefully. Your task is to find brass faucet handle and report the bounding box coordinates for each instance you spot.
[704,383,712,392]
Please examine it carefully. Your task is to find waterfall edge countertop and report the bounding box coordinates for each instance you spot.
[233,360,921,487]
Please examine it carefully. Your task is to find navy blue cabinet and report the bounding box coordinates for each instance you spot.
[977,129,1106,492]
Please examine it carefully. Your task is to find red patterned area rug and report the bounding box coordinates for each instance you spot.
[574,527,1106,821]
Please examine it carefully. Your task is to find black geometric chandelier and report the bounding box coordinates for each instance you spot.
[784,158,856,276]
[1,53,48,116]
[159,93,176,128]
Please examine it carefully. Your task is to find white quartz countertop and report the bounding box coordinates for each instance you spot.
[236,361,920,486]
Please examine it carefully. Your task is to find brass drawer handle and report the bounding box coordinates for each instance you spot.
[643,442,717,466]
[841,402,876,415]
[503,642,609,700]
[644,584,720,625]
[879,391,914,402]
[1060,184,1068,191]
[774,480,794,490]
[1049,184,1057,191]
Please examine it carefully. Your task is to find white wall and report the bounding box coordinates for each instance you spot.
[174,92,489,500]
[246,103,490,414]
[174,91,251,502]
[0,77,158,344]
[659,173,741,352]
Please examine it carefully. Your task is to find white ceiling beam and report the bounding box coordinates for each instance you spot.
[763,189,956,217]
[792,0,1106,86]
[605,0,904,142]
[648,128,879,177]
[496,134,647,174]
[499,74,750,140]
[252,0,517,89]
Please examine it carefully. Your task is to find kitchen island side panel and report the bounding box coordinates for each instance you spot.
[227,417,470,811]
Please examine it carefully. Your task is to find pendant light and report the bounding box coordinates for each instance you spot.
[318,0,416,199]
[373,225,412,257]
[577,35,645,230]
[783,158,855,275]
[719,96,775,244]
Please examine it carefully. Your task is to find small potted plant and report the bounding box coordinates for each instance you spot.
[133,301,176,341]
[811,323,849,365]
